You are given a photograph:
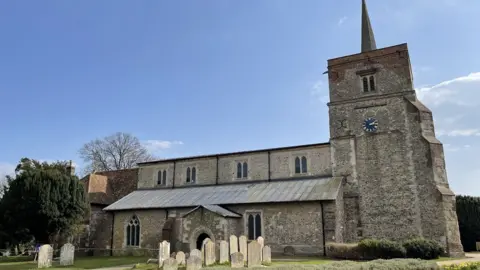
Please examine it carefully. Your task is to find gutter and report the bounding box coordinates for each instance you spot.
[320,201,326,256]
[110,212,115,256]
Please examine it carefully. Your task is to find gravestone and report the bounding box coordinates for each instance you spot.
[219,240,229,264]
[262,246,271,264]
[238,235,247,262]
[158,240,170,267]
[59,243,75,266]
[201,238,211,263]
[477,242,480,251]
[229,235,238,255]
[163,258,178,270]
[186,255,202,270]
[190,249,201,259]
[257,236,264,261]
[204,241,215,266]
[247,240,262,268]
[230,252,244,268]
[37,244,53,268]
[175,251,186,265]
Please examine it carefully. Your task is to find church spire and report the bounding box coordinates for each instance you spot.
[361,0,377,52]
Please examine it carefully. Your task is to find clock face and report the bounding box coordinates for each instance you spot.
[362,117,378,132]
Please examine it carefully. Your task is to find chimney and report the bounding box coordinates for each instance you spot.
[66,160,75,176]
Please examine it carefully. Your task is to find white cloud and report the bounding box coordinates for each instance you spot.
[142,140,184,153]
[310,80,329,103]
[417,72,480,107]
[0,162,15,185]
[337,16,348,26]
[437,129,480,137]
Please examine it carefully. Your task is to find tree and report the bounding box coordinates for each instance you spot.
[79,132,155,173]
[0,158,89,245]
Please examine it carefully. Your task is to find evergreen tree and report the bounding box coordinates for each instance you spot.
[0,158,89,245]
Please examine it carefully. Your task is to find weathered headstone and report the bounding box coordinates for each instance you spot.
[175,251,186,265]
[229,235,238,255]
[201,238,211,263]
[219,240,229,264]
[257,236,264,261]
[477,242,480,251]
[163,257,178,270]
[59,243,75,266]
[230,252,244,268]
[186,255,202,270]
[204,241,215,266]
[239,235,247,262]
[262,246,271,264]
[247,240,262,268]
[190,249,201,259]
[158,240,170,267]
[37,244,53,268]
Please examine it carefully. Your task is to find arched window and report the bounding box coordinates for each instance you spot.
[247,212,262,240]
[363,77,369,92]
[191,167,196,183]
[301,156,307,173]
[237,163,242,179]
[369,76,375,91]
[126,215,140,247]
[295,157,301,174]
[243,162,248,178]
[162,170,167,185]
[186,167,191,183]
[157,171,162,185]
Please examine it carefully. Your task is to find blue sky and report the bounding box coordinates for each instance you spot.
[1,0,479,195]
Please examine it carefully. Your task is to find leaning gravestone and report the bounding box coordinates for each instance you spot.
[247,240,262,268]
[186,255,202,270]
[158,240,170,267]
[239,235,247,262]
[262,246,272,264]
[37,244,53,268]
[219,240,229,264]
[230,252,244,268]
[229,235,238,255]
[59,243,75,266]
[204,241,215,266]
[175,251,186,265]
[163,257,178,270]
[201,238,211,263]
[257,236,264,261]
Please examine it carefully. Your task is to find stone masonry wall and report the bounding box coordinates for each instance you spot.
[112,209,167,256]
[137,145,331,189]
[88,205,113,253]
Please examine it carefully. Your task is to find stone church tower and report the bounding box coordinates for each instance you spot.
[327,0,464,256]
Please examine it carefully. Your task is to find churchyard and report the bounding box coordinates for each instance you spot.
[2,235,479,270]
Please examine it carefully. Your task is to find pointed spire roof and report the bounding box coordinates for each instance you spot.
[361,0,377,52]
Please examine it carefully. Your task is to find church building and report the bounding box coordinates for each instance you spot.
[102,0,464,257]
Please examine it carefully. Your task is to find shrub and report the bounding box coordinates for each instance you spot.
[357,238,406,260]
[443,262,480,270]
[325,242,360,260]
[403,238,444,259]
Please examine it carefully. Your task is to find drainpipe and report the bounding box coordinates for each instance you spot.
[320,202,326,256]
[267,151,271,181]
[172,161,176,189]
[110,212,115,257]
[216,156,219,185]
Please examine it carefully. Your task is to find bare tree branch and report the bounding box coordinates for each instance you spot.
[79,132,155,173]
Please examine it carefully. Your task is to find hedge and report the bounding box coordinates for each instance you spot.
[456,195,480,252]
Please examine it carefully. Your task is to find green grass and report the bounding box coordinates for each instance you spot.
[0,256,149,270]
[270,259,334,265]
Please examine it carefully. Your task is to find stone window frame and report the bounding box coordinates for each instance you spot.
[293,154,308,175]
[235,160,249,180]
[244,210,264,241]
[124,215,141,248]
[186,166,197,184]
[156,170,167,186]
[357,68,377,93]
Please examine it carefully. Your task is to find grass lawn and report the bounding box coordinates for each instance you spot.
[0,256,149,270]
